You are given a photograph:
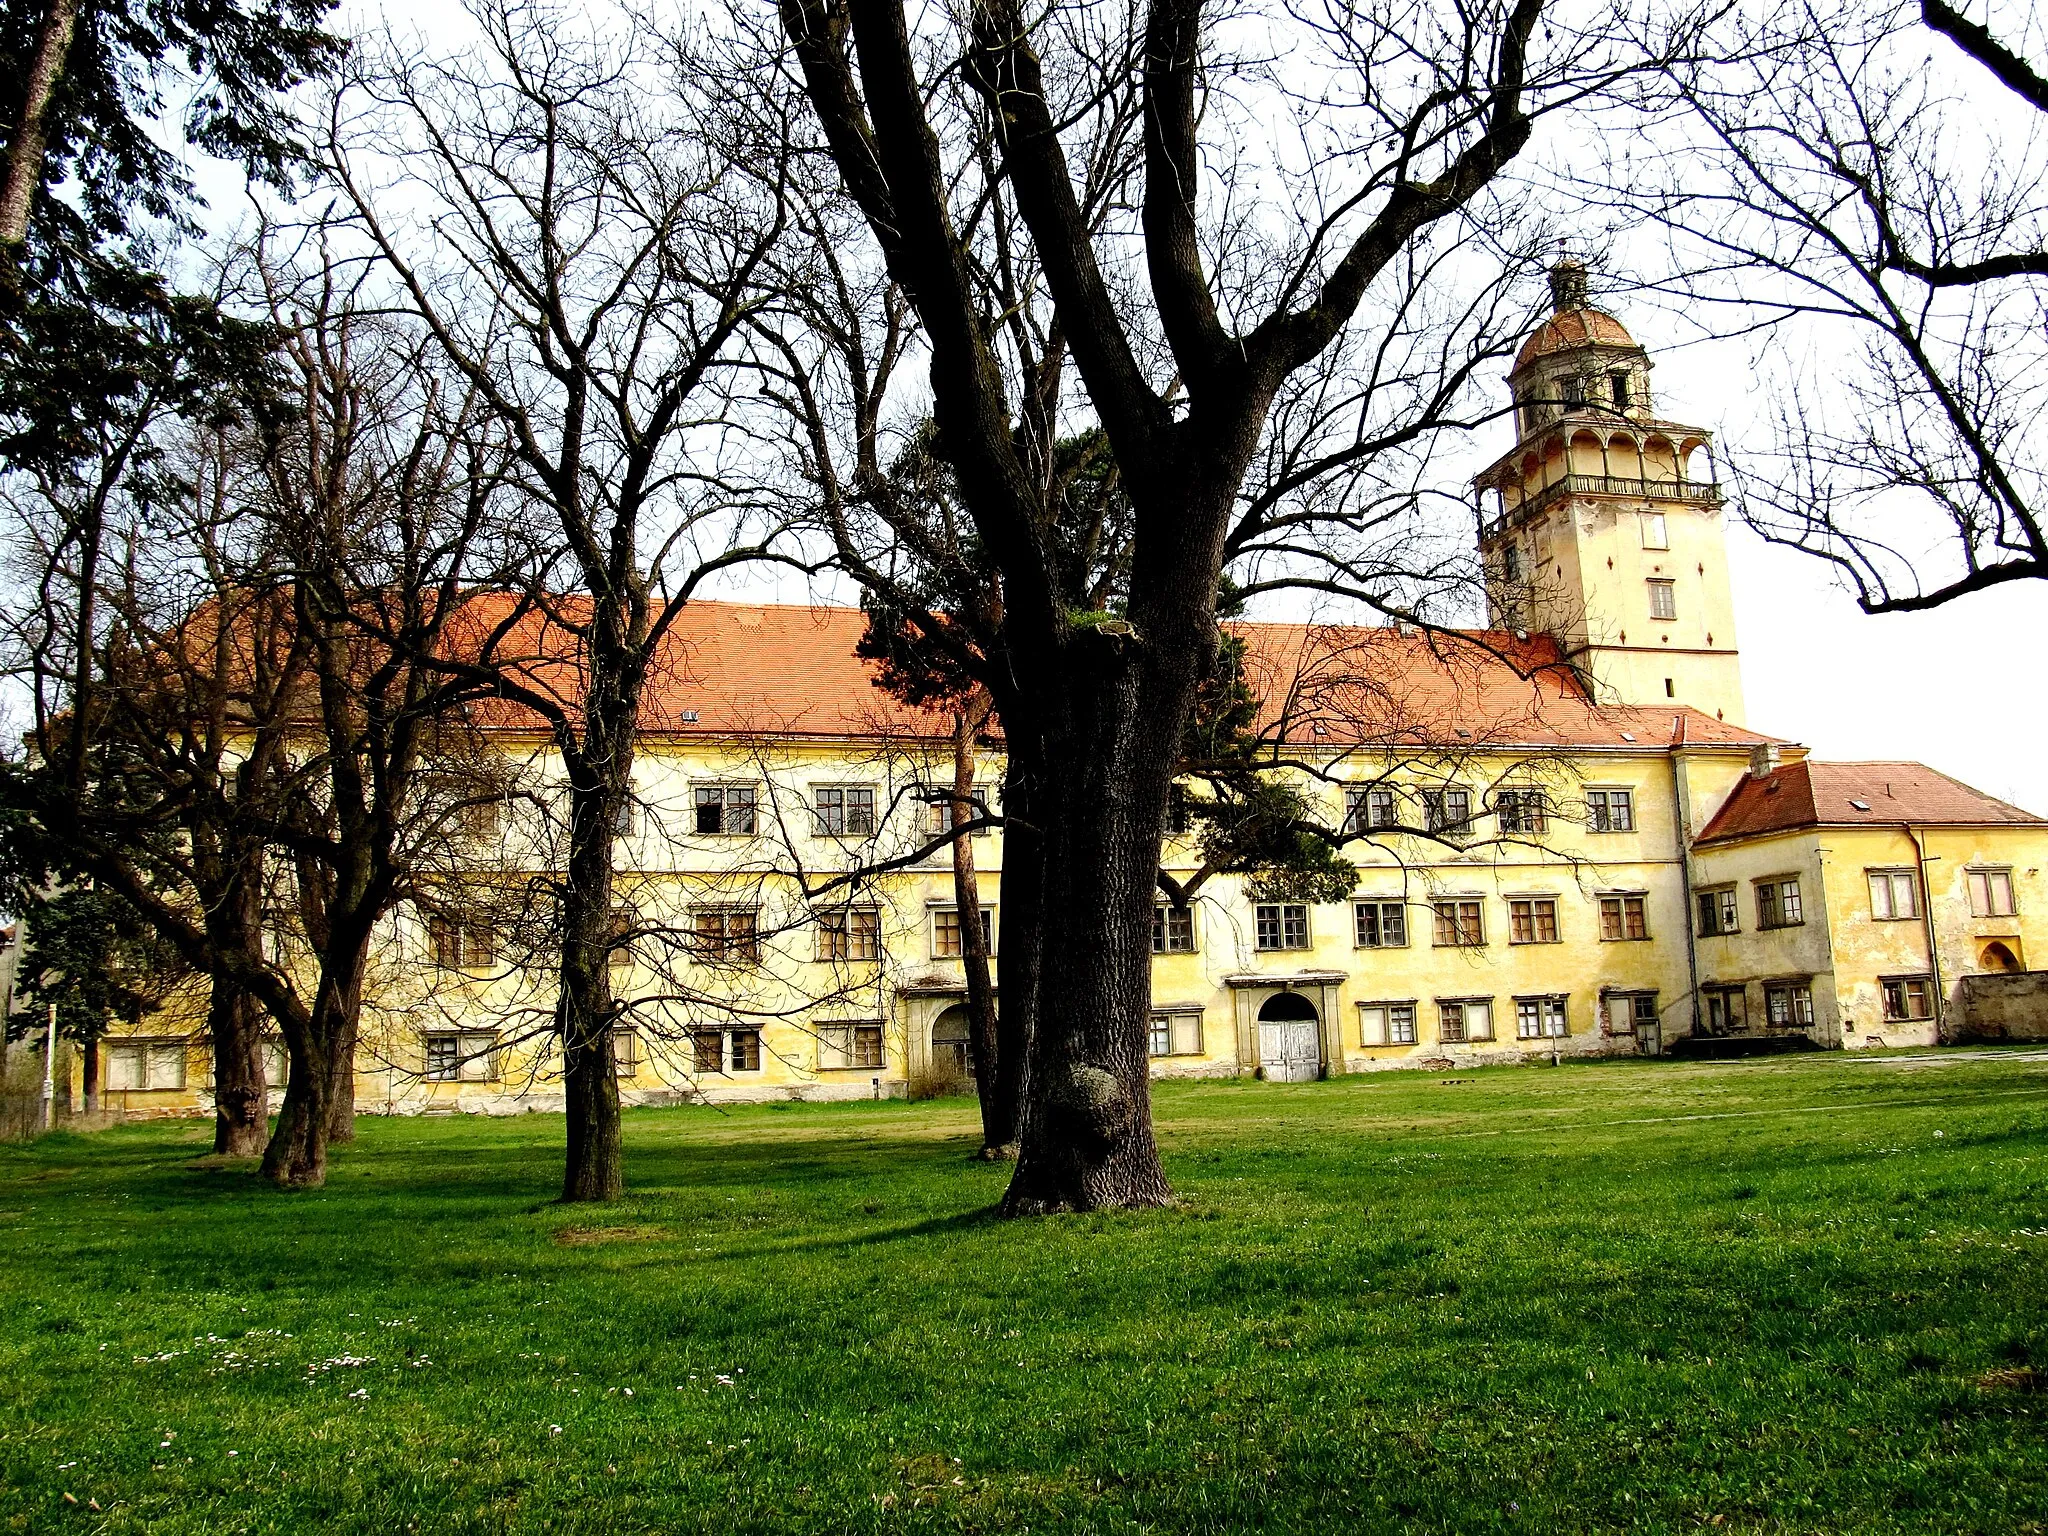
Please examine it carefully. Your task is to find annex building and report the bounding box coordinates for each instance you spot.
[67,265,2048,1115]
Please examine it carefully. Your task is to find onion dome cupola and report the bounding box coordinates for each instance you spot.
[1508,260,1654,437]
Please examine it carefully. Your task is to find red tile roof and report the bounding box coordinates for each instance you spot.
[1696,759,2045,845]
[1513,307,1639,371]
[454,598,1777,753]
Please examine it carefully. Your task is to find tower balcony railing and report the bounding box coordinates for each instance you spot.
[1487,473,1722,535]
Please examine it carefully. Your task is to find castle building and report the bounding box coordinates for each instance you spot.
[43,269,2048,1116]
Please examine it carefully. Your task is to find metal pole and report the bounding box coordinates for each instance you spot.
[40,1000,57,1132]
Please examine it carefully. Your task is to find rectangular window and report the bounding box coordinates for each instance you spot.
[1353,900,1408,949]
[1508,897,1560,944]
[1868,869,1920,921]
[930,787,991,837]
[262,1037,289,1089]
[1705,985,1748,1034]
[1358,1002,1418,1047]
[457,797,503,842]
[610,796,639,837]
[1343,786,1398,833]
[427,911,497,970]
[1439,999,1495,1044]
[815,786,878,837]
[1610,370,1632,409]
[817,906,882,962]
[1253,903,1310,951]
[106,1042,187,1091]
[1755,877,1804,930]
[1604,992,1657,1036]
[690,1028,763,1074]
[1639,512,1669,549]
[1882,975,1934,1022]
[1495,789,1548,834]
[1585,788,1635,833]
[1695,887,1740,937]
[1147,1010,1204,1058]
[1599,893,1650,941]
[692,907,760,964]
[933,906,995,958]
[425,1032,497,1083]
[1432,900,1485,947]
[693,784,757,836]
[1968,868,2017,918]
[818,1022,885,1070]
[1647,579,1677,620]
[1152,904,1196,954]
[1764,982,1815,1029]
[1515,996,1569,1039]
[607,905,638,972]
[613,1028,642,1076]
[1423,788,1473,841]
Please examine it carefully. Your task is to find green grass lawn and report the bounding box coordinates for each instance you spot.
[4,1053,2048,1534]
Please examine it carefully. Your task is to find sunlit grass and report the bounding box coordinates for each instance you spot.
[3,1051,2047,1533]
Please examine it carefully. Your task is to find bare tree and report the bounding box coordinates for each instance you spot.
[768,0,1664,1211]
[1609,0,2048,611]
[323,0,807,1199]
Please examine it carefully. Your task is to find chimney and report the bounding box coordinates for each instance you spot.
[1748,743,1781,780]
[1549,259,1589,314]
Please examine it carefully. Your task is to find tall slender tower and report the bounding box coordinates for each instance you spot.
[1473,262,1745,724]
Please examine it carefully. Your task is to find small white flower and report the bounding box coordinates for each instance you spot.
[549,1425,563,1436]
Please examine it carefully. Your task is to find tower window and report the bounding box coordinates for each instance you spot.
[1562,375,1586,406]
[1609,371,1632,409]
[1502,544,1521,581]
[1639,511,1668,548]
[1664,678,1674,697]
[1647,579,1677,621]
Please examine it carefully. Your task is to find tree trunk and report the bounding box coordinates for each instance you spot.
[261,1027,332,1188]
[991,752,1040,1157]
[209,980,269,1156]
[558,723,628,1204]
[82,1036,99,1115]
[950,707,1007,1158]
[324,1008,358,1143]
[999,633,1178,1214]
[0,0,79,247]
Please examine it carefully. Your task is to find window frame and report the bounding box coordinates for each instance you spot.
[1881,974,1934,1022]
[1598,892,1650,942]
[1343,785,1399,834]
[1695,886,1740,938]
[104,1039,188,1092]
[1514,995,1569,1040]
[816,905,883,963]
[424,1030,499,1083]
[1507,896,1561,945]
[691,905,762,965]
[1357,1000,1419,1047]
[1754,875,1805,931]
[1147,1006,1205,1058]
[1867,868,1921,922]
[1352,899,1409,949]
[1639,511,1669,550]
[1252,902,1311,952]
[613,1027,643,1077]
[1151,902,1197,955]
[1585,787,1636,833]
[813,784,879,838]
[1603,991,1657,1037]
[692,782,758,837]
[691,1026,764,1074]
[1495,787,1549,835]
[1422,787,1474,842]
[1967,867,2017,918]
[932,904,996,959]
[1704,984,1748,1033]
[1438,997,1496,1044]
[817,1021,886,1071]
[1431,898,1485,948]
[1763,980,1816,1029]
[426,908,498,971]
[1646,578,1677,621]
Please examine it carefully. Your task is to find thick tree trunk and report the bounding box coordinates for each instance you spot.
[999,632,1179,1214]
[262,1027,332,1188]
[950,710,1006,1158]
[558,717,629,1204]
[81,1036,99,1115]
[209,980,269,1156]
[261,921,370,1186]
[991,753,1041,1156]
[0,0,79,247]
[324,1009,357,1143]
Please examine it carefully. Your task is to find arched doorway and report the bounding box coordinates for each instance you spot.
[1981,941,2021,973]
[931,1004,974,1077]
[1257,991,1322,1082]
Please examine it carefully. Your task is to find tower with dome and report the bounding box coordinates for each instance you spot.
[1473,261,1745,725]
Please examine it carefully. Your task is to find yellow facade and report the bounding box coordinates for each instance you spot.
[34,265,2047,1120]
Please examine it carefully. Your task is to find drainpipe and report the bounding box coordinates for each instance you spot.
[1907,824,1944,1040]
[1668,744,1703,1053]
